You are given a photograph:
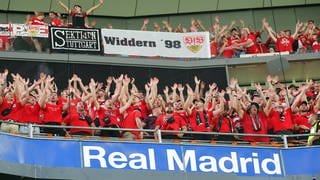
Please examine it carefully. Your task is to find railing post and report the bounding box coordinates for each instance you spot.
[28,124,33,138]
[157,129,162,143]
[283,135,288,148]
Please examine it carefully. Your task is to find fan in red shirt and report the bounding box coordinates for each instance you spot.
[63,101,94,136]
[219,36,235,58]
[0,35,10,51]
[236,102,270,142]
[120,95,144,139]
[269,102,294,140]
[97,99,127,137]
[27,12,48,53]
[19,94,41,134]
[154,103,187,140]
[233,28,259,54]
[39,77,69,136]
[49,11,63,27]
[256,35,269,53]
[264,19,303,53]
[212,104,237,141]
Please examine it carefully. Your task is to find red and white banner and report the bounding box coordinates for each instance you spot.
[0,24,10,36]
[0,24,48,37]
[101,29,211,58]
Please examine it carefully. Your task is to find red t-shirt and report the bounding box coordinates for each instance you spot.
[269,108,293,133]
[98,107,121,127]
[257,43,269,53]
[312,41,320,52]
[276,37,294,53]
[50,18,62,27]
[240,34,259,54]
[0,98,21,121]
[242,111,270,142]
[174,110,189,126]
[121,109,142,138]
[292,113,312,133]
[222,39,235,58]
[189,110,212,132]
[63,113,92,135]
[155,113,187,131]
[20,103,41,124]
[30,17,46,25]
[212,116,234,133]
[42,103,63,124]
[0,36,9,51]
[299,35,309,49]
[210,41,218,57]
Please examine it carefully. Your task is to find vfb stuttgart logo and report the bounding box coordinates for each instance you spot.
[183,36,205,53]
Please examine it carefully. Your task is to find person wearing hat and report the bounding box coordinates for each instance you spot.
[235,100,271,142]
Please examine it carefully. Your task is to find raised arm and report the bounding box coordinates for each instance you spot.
[263,20,277,43]
[57,0,71,14]
[86,0,104,15]
[292,20,304,39]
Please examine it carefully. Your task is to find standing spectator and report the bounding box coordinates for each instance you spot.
[62,101,94,136]
[0,35,10,51]
[154,102,187,140]
[57,0,104,28]
[212,104,236,141]
[27,12,48,52]
[49,11,63,27]
[233,28,259,54]
[39,76,69,136]
[256,35,269,53]
[235,101,271,142]
[264,19,303,53]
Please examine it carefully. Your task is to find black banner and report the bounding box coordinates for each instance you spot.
[49,27,101,54]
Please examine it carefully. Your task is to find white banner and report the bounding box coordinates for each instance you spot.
[0,24,10,36]
[101,29,210,58]
[12,24,48,38]
[0,24,48,37]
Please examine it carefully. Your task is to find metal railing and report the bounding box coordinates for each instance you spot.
[0,120,317,148]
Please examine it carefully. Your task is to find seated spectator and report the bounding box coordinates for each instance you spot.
[57,0,104,28]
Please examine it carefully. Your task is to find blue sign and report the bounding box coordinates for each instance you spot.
[0,133,81,168]
[0,133,319,177]
[282,147,320,175]
[81,142,283,176]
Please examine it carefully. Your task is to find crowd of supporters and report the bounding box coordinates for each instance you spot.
[0,1,319,57]
[0,69,320,145]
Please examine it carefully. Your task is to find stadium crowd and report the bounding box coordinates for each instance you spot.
[0,69,320,145]
[0,0,319,57]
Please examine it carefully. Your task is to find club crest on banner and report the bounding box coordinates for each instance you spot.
[183,36,205,53]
